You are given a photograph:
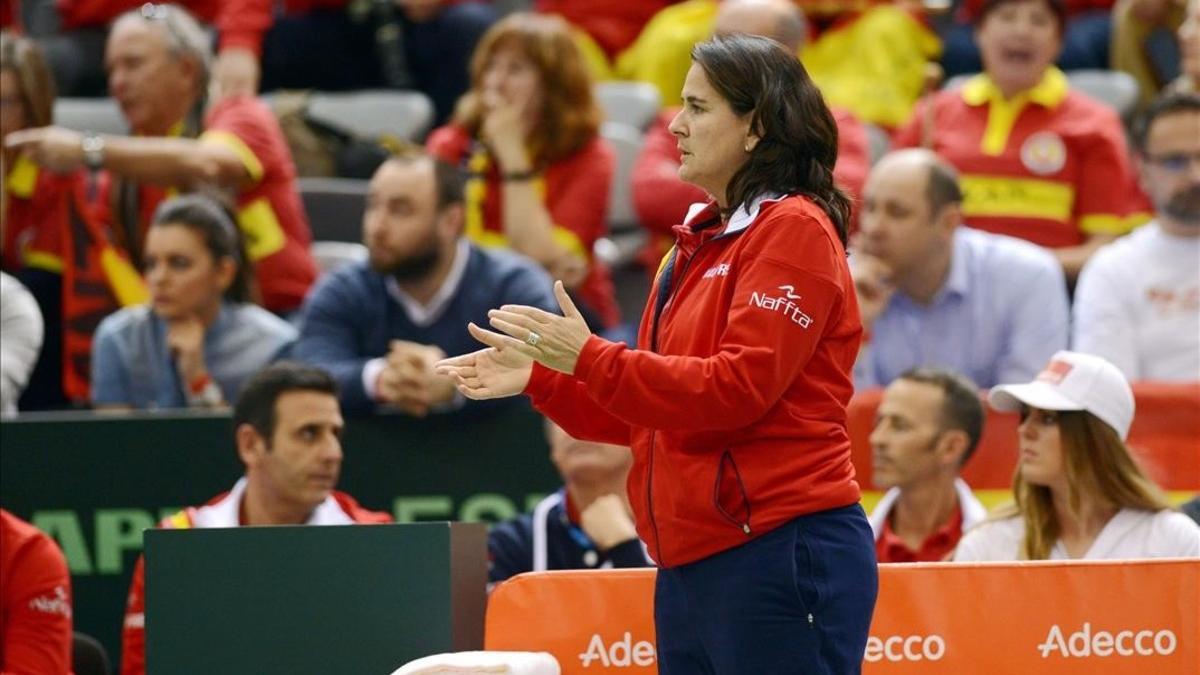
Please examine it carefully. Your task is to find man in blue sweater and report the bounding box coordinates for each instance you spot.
[294,150,556,415]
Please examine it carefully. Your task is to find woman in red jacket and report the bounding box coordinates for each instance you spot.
[439,34,877,673]
[427,12,620,331]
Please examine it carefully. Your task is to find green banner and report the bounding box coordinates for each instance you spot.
[0,404,557,667]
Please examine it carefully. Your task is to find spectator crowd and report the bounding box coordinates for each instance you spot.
[1,0,1198,672]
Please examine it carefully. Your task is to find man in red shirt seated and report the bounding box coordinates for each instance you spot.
[867,367,988,562]
[119,362,392,675]
[0,509,73,675]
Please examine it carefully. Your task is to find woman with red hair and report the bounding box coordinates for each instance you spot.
[426,12,619,331]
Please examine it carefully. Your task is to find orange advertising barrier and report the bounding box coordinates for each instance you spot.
[848,383,1200,491]
[485,560,1200,674]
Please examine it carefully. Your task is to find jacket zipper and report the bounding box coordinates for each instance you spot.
[645,227,742,566]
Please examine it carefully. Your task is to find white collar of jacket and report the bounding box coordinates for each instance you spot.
[189,477,356,528]
[867,478,987,539]
[681,192,788,236]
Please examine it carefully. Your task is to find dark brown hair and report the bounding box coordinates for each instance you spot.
[150,193,252,303]
[691,34,852,245]
[1134,90,1200,152]
[383,146,466,210]
[896,367,984,466]
[233,362,338,445]
[975,0,1066,32]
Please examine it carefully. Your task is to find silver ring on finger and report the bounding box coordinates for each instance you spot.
[525,330,541,347]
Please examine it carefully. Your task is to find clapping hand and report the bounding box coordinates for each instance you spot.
[435,281,593,397]
[477,280,592,375]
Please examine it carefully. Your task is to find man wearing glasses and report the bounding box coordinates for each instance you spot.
[1072,91,1200,382]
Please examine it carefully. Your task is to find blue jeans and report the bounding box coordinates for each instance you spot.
[654,504,879,674]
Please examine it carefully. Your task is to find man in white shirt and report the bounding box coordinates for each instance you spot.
[868,367,987,562]
[1073,92,1200,381]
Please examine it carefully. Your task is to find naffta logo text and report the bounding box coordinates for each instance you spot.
[1038,623,1178,658]
[578,632,656,668]
[749,288,813,328]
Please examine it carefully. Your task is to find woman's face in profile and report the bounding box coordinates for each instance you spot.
[144,223,230,321]
[480,44,544,121]
[1016,405,1066,489]
[668,63,755,207]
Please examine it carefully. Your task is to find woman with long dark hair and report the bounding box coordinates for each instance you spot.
[438,34,877,672]
[91,194,296,409]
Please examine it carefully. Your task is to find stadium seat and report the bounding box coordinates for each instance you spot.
[595,81,663,131]
[865,123,891,165]
[597,122,648,268]
[73,632,112,675]
[848,383,1200,492]
[307,90,434,142]
[1064,69,1141,119]
[311,240,368,273]
[53,98,128,135]
[267,89,435,143]
[298,177,368,243]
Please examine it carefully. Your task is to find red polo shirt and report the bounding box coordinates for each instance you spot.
[893,68,1142,248]
[200,95,318,313]
[876,507,964,563]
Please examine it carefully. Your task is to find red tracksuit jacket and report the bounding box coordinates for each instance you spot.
[526,194,863,568]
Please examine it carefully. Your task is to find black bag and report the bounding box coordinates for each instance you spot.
[270,90,402,179]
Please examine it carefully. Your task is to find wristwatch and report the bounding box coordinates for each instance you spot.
[81,132,105,171]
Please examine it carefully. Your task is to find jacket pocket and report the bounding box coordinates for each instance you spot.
[713,449,753,535]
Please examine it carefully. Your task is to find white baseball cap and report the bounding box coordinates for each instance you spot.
[988,351,1135,440]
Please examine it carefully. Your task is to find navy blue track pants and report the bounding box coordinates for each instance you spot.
[654,504,879,674]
